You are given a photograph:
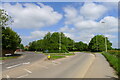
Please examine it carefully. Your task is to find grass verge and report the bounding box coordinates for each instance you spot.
[102,50,120,77]
[50,56,66,60]
[0,56,19,60]
[35,52,75,60]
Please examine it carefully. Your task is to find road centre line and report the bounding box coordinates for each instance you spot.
[24,69,32,74]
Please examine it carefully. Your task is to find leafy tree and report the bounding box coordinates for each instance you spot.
[0,9,13,27]
[28,32,75,53]
[65,37,74,51]
[1,9,21,56]
[88,35,112,52]
[43,32,69,53]
[75,41,88,51]
[18,44,24,50]
[2,27,21,55]
[28,41,37,51]
[36,40,44,51]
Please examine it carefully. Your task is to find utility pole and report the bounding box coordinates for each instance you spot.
[101,22,107,52]
[59,32,61,53]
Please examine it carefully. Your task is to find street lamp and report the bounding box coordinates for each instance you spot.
[59,32,62,53]
[101,21,107,52]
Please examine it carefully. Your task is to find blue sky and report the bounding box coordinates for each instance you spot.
[1,2,118,48]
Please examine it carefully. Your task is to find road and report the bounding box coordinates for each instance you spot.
[2,52,118,79]
[2,52,46,71]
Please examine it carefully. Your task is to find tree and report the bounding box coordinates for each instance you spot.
[28,32,75,53]
[88,35,112,52]
[18,44,24,50]
[75,41,88,51]
[28,41,37,51]
[0,9,13,27]
[1,9,21,56]
[43,32,69,53]
[36,40,44,51]
[2,27,21,55]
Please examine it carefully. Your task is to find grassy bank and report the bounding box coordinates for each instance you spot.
[102,50,120,77]
[0,56,19,60]
[35,52,75,60]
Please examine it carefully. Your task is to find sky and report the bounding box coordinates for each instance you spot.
[1,2,119,48]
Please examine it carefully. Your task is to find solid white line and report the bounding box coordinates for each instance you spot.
[6,63,22,69]
[24,69,32,73]
[23,62,30,65]
[17,74,28,78]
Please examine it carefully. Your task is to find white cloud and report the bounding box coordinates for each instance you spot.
[105,34,116,39]
[63,3,118,34]
[75,20,98,30]
[61,6,118,44]
[60,26,75,33]
[21,30,48,45]
[22,30,48,40]
[64,6,84,25]
[80,3,107,20]
[2,3,62,29]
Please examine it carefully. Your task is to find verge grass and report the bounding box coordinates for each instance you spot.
[102,50,120,77]
[35,52,75,60]
[0,56,18,60]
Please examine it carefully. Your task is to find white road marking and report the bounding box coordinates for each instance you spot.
[52,61,61,64]
[6,63,22,69]
[17,74,28,78]
[6,62,30,69]
[23,62,30,65]
[6,75,10,78]
[24,69,32,74]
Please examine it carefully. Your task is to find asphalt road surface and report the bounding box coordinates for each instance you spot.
[2,52,118,79]
[2,52,46,71]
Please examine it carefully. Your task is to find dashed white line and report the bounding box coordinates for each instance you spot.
[23,62,30,65]
[17,74,29,78]
[24,69,32,74]
[6,63,22,69]
[6,62,30,69]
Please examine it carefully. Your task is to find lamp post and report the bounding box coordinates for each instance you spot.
[59,32,61,53]
[101,21,107,52]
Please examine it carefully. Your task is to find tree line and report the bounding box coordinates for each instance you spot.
[28,32,88,53]
[28,32,112,53]
[1,9,113,56]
